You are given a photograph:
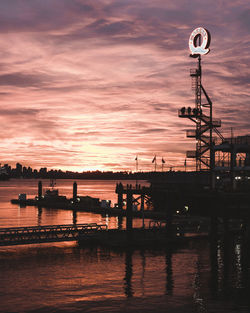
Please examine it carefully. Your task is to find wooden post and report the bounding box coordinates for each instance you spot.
[116,183,124,210]
[38,181,42,201]
[141,194,145,229]
[73,181,77,203]
[126,189,133,231]
[230,146,236,190]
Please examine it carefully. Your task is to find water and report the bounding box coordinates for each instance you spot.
[0,179,249,313]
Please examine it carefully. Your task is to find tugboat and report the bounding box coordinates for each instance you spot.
[44,179,59,199]
[35,179,68,205]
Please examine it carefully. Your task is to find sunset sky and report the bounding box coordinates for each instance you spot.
[0,0,249,172]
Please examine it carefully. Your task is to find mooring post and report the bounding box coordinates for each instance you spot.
[73,181,77,204]
[38,181,42,201]
[117,183,124,210]
[126,189,133,231]
[141,194,145,229]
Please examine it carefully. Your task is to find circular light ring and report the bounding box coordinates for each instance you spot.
[189,27,211,56]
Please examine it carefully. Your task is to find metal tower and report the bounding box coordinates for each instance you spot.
[178,27,223,171]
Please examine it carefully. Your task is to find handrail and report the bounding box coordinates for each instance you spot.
[0,223,107,234]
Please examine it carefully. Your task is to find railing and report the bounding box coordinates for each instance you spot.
[178,108,203,118]
[0,223,107,246]
[115,183,151,194]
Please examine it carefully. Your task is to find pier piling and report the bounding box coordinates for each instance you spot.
[38,181,42,201]
[116,183,124,210]
[141,195,145,228]
[73,181,77,204]
[126,189,133,231]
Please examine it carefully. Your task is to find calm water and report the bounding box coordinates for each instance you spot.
[0,179,249,313]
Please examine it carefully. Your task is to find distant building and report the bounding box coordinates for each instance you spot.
[16,163,22,175]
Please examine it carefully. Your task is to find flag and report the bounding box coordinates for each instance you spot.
[135,156,138,161]
[152,156,156,163]
[162,158,165,164]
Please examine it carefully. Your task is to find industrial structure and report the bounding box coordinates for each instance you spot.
[178,27,250,189]
[178,27,223,172]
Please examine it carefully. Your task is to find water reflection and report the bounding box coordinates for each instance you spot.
[165,248,173,295]
[210,237,219,296]
[124,249,134,297]
[72,210,77,225]
[235,243,243,289]
[193,258,206,313]
[37,206,42,226]
[209,232,250,306]
[140,249,146,296]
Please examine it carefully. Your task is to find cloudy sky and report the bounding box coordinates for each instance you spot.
[0,0,249,172]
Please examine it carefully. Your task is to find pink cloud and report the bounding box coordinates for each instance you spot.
[0,0,249,171]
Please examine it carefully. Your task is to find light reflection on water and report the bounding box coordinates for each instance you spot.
[0,179,149,229]
[0,243,198,313]
[0,179,249,313]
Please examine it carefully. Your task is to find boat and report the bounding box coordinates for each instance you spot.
[39,179,67,203]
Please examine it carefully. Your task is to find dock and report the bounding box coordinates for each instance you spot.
[11,181,167,220]
[0,221,208,247]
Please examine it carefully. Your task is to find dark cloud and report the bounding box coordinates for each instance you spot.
[87,19,134,36]
[0,108,40,116]
[0,72,48,87]
[0,0,95,33]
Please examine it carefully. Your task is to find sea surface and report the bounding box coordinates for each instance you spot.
[0,179,249,313]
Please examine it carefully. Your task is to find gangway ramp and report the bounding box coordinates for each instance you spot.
[0,223,107,246]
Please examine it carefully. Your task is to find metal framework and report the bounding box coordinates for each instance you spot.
[0,223,107,246]
[178,56,223,171]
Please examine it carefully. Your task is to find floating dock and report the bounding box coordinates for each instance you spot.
[10,181,168,221]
